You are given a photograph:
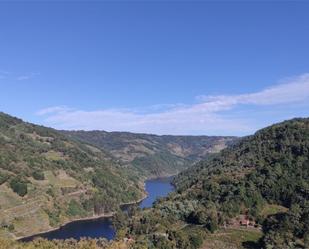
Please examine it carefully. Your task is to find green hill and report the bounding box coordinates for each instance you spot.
[119,118,309,249]
[0,112,144,239]
[62,130,236,178]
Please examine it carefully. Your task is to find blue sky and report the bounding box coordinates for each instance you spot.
[1,1,309,135]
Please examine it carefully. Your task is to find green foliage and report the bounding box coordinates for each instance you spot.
[120,118,309,249]
[46,209,61,227]
[9,176,28,196]
[261,202,309,249]
[0,112,144,237]
[66,199,86,217]
[189,233,203,248]
[1,111,308,249]
[63,129,236,178]
[8,224,14,232]
[32,170,45,180]
[0,172,9,185]
[46,187,55,197]
[112,210,129,230]
[0,237,109,249]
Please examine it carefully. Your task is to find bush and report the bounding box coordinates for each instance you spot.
[32,171,45,180]
[9,177,27,197]
[190,233,203,249]
[67,200,86,217]
[0,173,8,185]
[8,224,14,232]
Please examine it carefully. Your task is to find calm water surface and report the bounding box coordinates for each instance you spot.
[22,176,174,241]
[139,176,175,209]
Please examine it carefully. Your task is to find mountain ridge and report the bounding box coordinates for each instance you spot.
[62,130,237,178]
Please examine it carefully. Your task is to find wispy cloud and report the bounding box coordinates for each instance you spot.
[16,72,40,81]
[36,106,74,115]
[36,73,309,135]
[0,70,40,81]
[0,70,10,80]
[197,73,309,107]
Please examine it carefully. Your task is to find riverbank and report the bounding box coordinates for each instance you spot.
[16,212,115,241]
[18,175,174,241]
[17,188,148,241]
[146,173,177,181]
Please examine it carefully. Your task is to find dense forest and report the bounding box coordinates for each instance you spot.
[111,118,309,249]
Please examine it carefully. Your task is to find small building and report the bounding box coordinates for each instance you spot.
[239,218,250,227]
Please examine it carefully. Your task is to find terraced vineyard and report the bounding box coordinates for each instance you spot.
[0,112,145,238]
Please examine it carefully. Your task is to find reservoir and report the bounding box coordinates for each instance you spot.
[22,176,174,241]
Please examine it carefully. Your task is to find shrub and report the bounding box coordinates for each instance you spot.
[67,200,86,217]
[9,177,27,197]
[32,170,45,180]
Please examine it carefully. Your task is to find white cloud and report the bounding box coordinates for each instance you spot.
[0,71,40,81]
[36,73,309,135]
[16,72,40,81]
[198,73,309,107]
[17,75,31,81]
[36,106,73,115]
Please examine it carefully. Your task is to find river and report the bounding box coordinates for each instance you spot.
[21,176,174,241]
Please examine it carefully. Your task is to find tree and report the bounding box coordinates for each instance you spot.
[9,177,27,197]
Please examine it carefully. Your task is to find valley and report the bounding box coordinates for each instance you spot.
[0,112,233,240]
[1,1,307,248]
[0,112,308,249]
[62,130,236,178]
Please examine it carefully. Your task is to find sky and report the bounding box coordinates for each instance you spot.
[0,1,309,136]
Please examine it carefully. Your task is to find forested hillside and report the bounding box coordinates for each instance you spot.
[0,112,144,239]
[62,130,236,178]
[116,118,309,249]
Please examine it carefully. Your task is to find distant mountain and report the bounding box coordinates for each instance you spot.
[62,130,237,178]
[119,118,309,249]
[0,112,144,239]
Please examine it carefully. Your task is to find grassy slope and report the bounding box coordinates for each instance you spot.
[201,228,263,249]
[0,112,144,238]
